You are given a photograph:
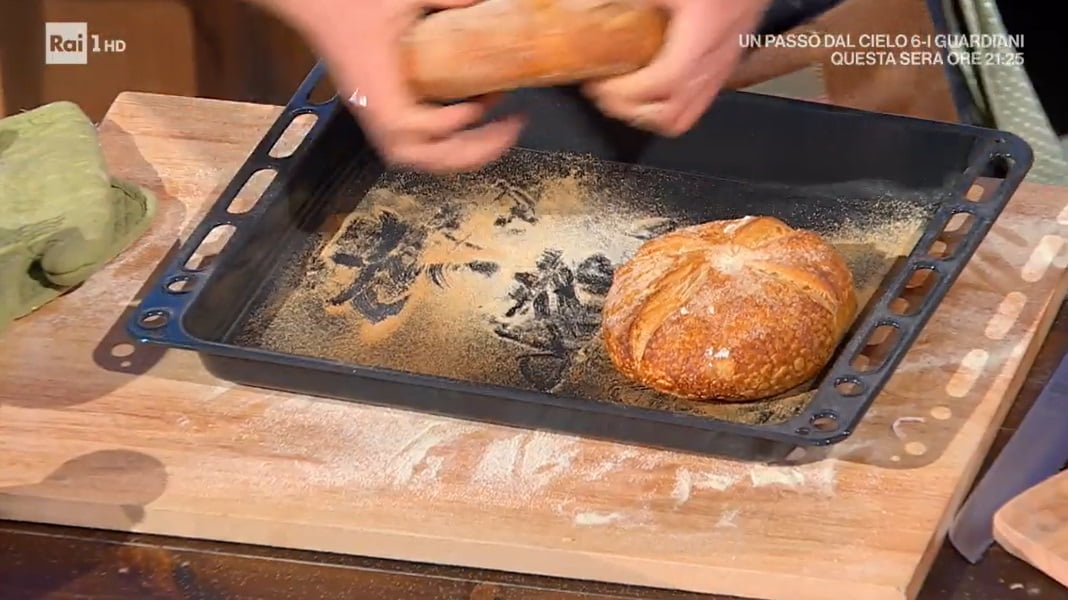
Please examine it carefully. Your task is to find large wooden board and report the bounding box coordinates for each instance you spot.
[2,92,1068,600]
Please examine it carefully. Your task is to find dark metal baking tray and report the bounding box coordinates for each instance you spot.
[126,62,1032,461]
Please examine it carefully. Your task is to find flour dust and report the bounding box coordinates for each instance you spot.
[234,148,933,427]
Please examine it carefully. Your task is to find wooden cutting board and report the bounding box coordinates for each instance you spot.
[2,92,1068,600]
[995,470,1068,589]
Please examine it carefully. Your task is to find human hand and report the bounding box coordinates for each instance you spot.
[582,0,771,136]
[258,0,525,173]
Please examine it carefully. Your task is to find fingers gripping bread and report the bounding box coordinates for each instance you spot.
[400,0,669,101]
[601,216,858,402]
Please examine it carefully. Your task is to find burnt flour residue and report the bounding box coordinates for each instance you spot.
[233,149,934,425]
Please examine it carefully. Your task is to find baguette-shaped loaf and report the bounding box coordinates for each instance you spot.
[601,216,858,402]
[400,0,669,101]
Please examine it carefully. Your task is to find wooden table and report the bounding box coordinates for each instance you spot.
[2,306,1066,599]
[2,92,1068,600]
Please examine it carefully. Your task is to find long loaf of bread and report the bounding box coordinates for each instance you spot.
[400,0,669,101]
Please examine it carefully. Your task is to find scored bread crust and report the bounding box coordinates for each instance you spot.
[400,0,669,101]
[601,216,858,402]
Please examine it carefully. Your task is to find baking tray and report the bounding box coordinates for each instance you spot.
[126,62,1032,461]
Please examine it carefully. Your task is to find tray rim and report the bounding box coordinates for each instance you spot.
[124,61,1035,454]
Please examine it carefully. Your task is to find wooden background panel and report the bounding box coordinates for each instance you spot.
[2,0,198,121]
[0,0,317,121]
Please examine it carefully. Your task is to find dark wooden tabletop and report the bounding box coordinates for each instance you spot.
[3,302,1067,600]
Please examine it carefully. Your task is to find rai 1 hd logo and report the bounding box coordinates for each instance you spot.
[45,22,126,65]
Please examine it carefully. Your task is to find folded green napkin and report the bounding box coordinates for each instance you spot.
[0,101,156,334]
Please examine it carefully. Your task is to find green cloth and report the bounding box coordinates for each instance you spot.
[0,101,156,334]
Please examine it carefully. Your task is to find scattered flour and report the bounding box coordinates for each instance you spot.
[695,472,742,492]
[671,468,694,506]
[474,435,524,483]
[804,461,839,496]
[628,459,839,516]
[748,462,838,495]
[716,509,740,529]
[473,431,581,499]
[668,468,746,507]
[575,511,624,526]
[245,396,841,532]
[750,465,807,488]
[892,416,927,441]
[388,423,463,486]
[584,448,641,481]
[249,397,484,493]
[415,455,445,485]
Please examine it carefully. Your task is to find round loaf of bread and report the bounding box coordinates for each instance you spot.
[400,0,669,101]
[601,216,858,402]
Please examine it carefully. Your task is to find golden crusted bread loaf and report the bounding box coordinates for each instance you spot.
[601,216,858,402]
[400,0,669,101]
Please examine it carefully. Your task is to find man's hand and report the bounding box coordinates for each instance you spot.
[582,0,771,137]
[255,0,525,173]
